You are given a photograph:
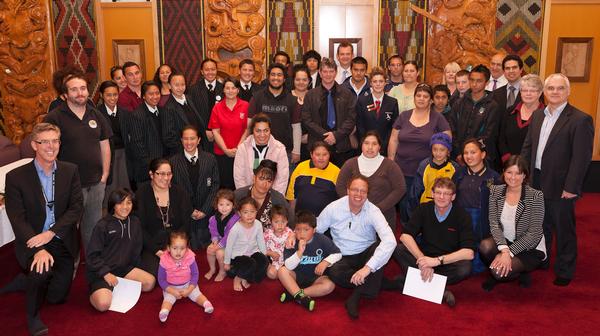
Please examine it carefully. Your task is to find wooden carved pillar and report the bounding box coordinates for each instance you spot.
[0,0,56,144]
[412,1,499,84]
[203,0,267,80]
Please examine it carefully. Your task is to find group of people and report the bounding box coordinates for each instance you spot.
[2,42,594,336]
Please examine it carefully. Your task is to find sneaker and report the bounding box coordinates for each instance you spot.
[279,291,294,303]
[203,301,214,314]
[297,295,315,312]
[159,309,169,323]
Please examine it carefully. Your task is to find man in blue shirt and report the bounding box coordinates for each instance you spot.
[317,175,396,319]
[4,123,83,335]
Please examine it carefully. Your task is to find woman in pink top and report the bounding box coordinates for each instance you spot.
[208,77,249,189]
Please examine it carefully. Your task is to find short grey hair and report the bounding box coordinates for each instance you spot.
[31,122,61,140]
[544,73,570,91]
[520,74,543,92]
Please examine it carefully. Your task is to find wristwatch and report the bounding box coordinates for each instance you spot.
[437,255,445,266]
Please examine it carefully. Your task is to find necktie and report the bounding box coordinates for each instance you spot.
[327,90,336,129]
[207,83,213,92]
[375,100,381,119]
[245,84,250,91]
[492,79,498,91]
[507,86,516,108]
[191,156,197,165]
[342,70,349,82]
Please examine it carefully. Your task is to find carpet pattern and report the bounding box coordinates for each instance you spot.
[1,193,599,335]
[156,0,205,84]
[378,0,427,68]
[495,0,545,74]
[267,0,313,65]
[52,0,99,96]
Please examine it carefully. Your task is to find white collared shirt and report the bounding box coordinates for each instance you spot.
[535,102,568,169]
[105,104,117,117]
[173,94,186,105]
[349,78,367,96]
[240,81,252,90]
[184,149,199,163]
[204,79,217,90]
[310,72,318,88]
[485,74,507,91]
[145,102,158,115]
[336,66,351,84]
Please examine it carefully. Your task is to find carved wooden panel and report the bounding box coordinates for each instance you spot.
[203,0,266,81]
[412,1,500,84]
[0,0,55,144]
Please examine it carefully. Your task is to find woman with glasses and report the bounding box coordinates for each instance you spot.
[388,83,451,225]
[498,74,545,164]
[136,158,192,277]
[234,113,289,194]
[234,159,291,229]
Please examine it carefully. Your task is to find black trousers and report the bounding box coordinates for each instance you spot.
[228,252,268,283]
[24,238,74,318]
[215,155,235,190]
[393,244,471,285]
[327,243,383,299]
[533,169,578,279]
[141,249,160,278]
[479,237,544,281]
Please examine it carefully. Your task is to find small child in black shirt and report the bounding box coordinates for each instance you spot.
[277,210,342,311]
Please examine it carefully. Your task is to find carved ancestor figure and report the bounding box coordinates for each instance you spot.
[204,0,266,80]
[0,0,55,144]
[412,1,500,84]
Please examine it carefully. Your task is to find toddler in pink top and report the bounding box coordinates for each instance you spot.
[158,231,213,322]
[264,205,294,279]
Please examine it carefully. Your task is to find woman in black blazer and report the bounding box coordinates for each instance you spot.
[135,158,192,277]
[480,155,546,291]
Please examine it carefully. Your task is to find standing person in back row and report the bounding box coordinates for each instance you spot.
[44,73,112,250]
[521,73,594,286]
[302,57,357,167]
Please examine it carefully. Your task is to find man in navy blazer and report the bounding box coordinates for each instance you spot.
[5,123,83,335]
[521,73,594,286]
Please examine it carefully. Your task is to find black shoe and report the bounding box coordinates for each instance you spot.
[482,277,498,292]
[27,315,48,336]
[344,293,360,320]
[297,295,315,312]
[279,291,295,303]
[0,273,26,294]
[518,273,532,288]
[443,290,456,307]
[553,277,571,286]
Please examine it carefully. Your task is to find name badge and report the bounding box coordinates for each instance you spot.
[215,95,222,102]
[89,120,98,128]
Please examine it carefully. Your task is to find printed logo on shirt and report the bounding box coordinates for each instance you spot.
[207,177,212,186]
[108,230,117,234]
[478,107,486,115]
[300,248,323,265]
[261,104,288,113]
[240,112,245,119]
[385,111,393,120]
[447,227,456,232]
[89,119,98,128]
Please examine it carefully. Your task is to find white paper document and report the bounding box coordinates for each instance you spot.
[109,277,142,313]
[402,266,448,304]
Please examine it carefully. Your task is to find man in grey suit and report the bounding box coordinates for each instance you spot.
[521,73,594,286]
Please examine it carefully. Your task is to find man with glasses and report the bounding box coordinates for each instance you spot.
[315,175,396,319]
[521,73,594,286]
[391,177,474,307]
[44,74,112,250]
[5,123,83,335]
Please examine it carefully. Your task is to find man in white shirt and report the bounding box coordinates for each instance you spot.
[485,52,508,91]
[316,176,396,319]
[335,42,354,84]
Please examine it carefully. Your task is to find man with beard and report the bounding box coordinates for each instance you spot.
[248,63,302,167]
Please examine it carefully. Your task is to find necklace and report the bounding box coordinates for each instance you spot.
[156,196,171,228]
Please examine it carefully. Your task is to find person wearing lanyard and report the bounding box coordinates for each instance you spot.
[4,123,83,336]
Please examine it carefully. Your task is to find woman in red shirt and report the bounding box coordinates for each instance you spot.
[208,78,249,189]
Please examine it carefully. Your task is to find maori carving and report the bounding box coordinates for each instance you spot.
[0,0,55,144]
[204,0,266,80]
[411,1,500,84]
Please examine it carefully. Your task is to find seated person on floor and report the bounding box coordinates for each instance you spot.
[278,210,341,311]
[264,205,294,280]
[392,177,474,307]
[87,189,155,312]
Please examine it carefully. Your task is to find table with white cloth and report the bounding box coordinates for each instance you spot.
[0,158,33,247]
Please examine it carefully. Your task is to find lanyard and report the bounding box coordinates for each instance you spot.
[40,171,55,210]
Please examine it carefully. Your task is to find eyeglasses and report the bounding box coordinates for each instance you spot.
[34,139,61,146]
[154,171,173,177]
[433,191,454,197]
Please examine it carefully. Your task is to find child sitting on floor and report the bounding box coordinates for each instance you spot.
[264,205,294,279]
[158,231,213,322]
[205,189,240,282]
[224,197,268,291]
[278,210,342,311]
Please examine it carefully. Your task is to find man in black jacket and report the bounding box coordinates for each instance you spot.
[5,123,83,335]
